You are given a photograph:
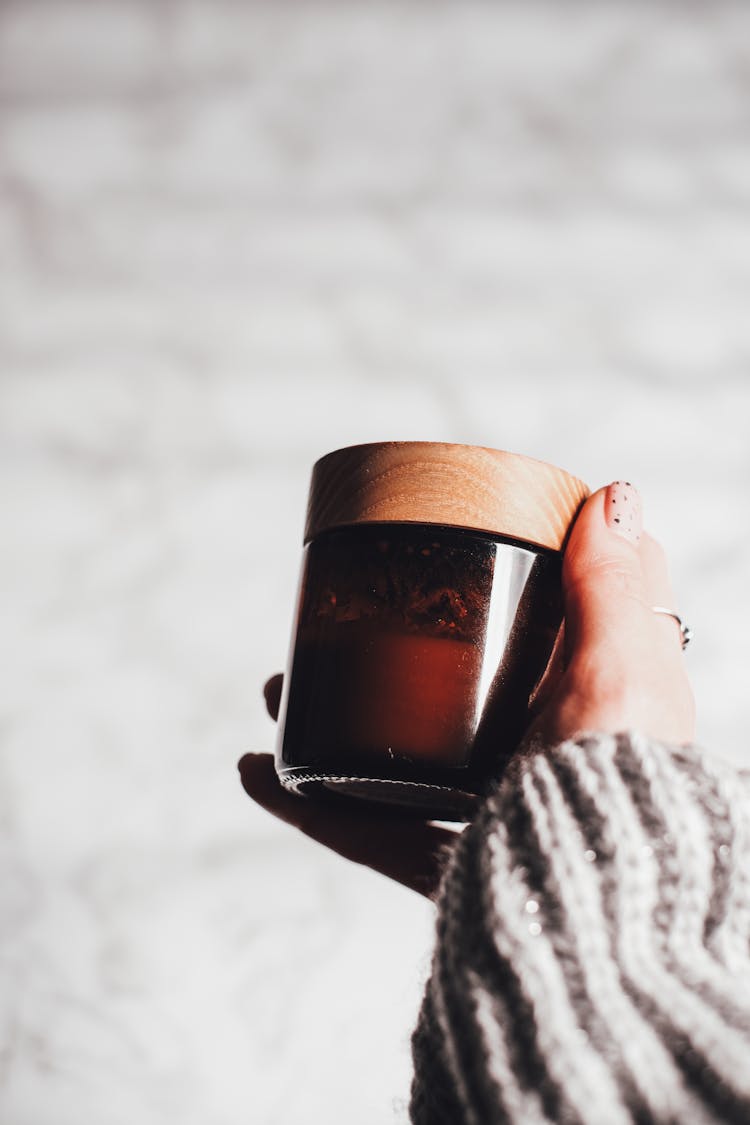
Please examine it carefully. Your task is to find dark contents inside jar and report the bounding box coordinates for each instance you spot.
[278,523,563,793]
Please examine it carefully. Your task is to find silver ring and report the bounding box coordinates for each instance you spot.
[652,606,693,650]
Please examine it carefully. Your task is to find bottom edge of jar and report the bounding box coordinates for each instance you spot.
[278,767,480,821]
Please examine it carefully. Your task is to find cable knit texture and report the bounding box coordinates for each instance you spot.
[409,731,750,1125]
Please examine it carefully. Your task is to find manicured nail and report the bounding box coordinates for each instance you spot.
[605,481,642,543]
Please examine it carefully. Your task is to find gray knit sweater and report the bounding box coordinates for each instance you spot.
[409,731,750,1124]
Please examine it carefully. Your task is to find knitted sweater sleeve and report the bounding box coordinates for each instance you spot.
[409,730,750,1125]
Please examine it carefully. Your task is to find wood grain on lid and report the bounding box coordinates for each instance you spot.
[304,442,589,552]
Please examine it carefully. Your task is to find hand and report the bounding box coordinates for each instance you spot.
[240,679,461,899]
[238,481,695,899]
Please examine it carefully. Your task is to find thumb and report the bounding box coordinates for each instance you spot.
[527,480,695,746]
[562,481,647,662]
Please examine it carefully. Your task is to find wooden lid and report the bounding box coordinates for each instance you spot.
[304,441,589,552]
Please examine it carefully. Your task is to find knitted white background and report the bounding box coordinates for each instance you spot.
[1,2,749,1123]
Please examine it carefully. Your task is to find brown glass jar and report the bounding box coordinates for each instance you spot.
[275,442,588,820]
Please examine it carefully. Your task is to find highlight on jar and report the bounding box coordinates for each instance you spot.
[274,441,589,821]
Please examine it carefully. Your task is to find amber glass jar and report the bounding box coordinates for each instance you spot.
[275,442,588,820]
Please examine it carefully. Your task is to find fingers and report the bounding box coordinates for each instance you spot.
[537,480,696,745]
[238,753,458,899]
[640,531,675,607]
[562,483,685,673]
[264,674,283,721]
[639,533,689,654]
[562,482,650,660]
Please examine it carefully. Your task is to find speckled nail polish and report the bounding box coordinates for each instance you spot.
[605,481,642,543]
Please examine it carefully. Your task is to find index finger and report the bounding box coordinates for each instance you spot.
[264,673,284,721]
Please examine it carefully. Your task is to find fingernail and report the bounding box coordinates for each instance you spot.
[605,481,642,543]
